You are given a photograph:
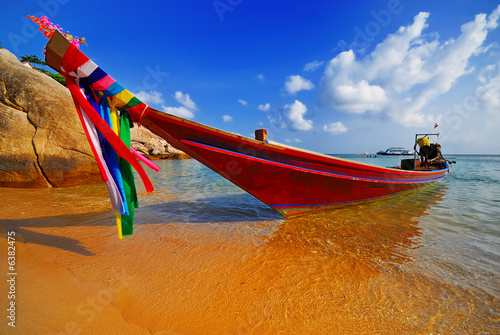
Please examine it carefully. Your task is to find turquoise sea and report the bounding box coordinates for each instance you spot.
[133,154,500,333]
[1,154,499,333]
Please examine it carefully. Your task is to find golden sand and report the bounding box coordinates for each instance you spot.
[0,184,498,334]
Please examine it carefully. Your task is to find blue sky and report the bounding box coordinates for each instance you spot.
[2,0,500,154]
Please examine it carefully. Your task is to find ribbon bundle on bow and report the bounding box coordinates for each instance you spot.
[63,45,158,239]
[32,16,159,239]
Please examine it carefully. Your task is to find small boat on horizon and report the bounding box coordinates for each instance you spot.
[44,31,450,218]
[377,147,413,155]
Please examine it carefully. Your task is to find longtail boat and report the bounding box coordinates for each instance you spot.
[44,31,449,220]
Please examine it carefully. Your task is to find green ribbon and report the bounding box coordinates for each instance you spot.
[119,110,139,236]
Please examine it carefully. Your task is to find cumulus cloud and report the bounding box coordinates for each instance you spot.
[282,100,313,131]
[478,64,497,84]
[174,91,197,110]
[238,99,247,106]
[258,103,270,111]
[323,122,348,135]
[135,90,165,105]
[161,106,195,119]
[319,7,500,127]
[331,79,388,114]
[161,91,198,119]
[476,64,500,113]
[267,100,313,131]
[285,75,315,95]
[222,115,233,122]
[284,138,303,143]
[304,60,325,71]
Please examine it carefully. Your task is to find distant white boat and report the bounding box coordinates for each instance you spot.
[376,147,413,155]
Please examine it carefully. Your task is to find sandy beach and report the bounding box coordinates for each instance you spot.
[1,157,498,334]
[2,2,500,333]
[0,185,150,334]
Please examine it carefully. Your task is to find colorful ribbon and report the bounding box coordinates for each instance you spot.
[31,16,162,239]
[60,43,157,239]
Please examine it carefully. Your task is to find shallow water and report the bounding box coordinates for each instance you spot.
[0,155,499,334]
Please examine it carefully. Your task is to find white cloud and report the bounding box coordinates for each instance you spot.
[319,7,500,127]
[476,64,500,113]
[222,115,233,122]
[304,60,325,71]
[161,91,198,119]
[258,103,270,111]
[134,90,164,105]
[478,64,496,83]
[331,79,388,114]
[323,122,348,135]
[238,99,247,106]
[256,74,265,80]
[486,4,500,29]
[161,106,195,119]
[284,138,302,143]
[174,91,197,110]
[282,100,313,131]
[284,75,315,95]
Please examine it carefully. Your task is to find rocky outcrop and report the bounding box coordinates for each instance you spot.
[130,126,190,160]
[0,48,190,188]
[0,48,101,188]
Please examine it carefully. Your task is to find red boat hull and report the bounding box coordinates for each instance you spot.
[131,109,448,217]
[42,31,449,218]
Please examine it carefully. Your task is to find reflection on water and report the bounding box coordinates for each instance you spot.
[0,158,499,334]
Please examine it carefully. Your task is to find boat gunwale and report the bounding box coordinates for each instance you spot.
[148,108,447,177]
[180,139,449,184]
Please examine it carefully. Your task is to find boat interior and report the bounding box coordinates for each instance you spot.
[398,158,447,171]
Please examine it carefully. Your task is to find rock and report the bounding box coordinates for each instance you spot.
[131,142,149,156]
[145,138,166,152]
[150,146,165,156]
[130,125,190,160]
[0,48,101,188]
[165,142,190,159]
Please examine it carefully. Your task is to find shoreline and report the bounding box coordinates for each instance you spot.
[0,157,498,334]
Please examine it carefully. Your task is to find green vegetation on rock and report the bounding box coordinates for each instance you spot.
[19,54,66,86]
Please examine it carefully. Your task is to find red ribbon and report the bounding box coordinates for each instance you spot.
[62,44,154,193]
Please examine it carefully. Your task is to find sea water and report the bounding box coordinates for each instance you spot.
[0,155,498,334]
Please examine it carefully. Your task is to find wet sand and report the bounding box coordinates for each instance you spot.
[0,180,498,334]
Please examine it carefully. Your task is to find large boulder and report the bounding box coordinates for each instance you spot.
[0,48,101,188]
[130,126,190,160]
